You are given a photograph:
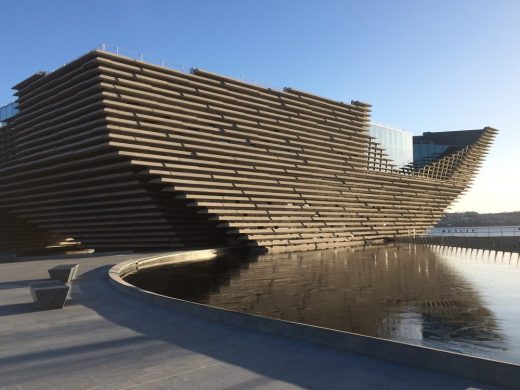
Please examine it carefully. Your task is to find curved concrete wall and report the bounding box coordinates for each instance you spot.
[109,251,520,388]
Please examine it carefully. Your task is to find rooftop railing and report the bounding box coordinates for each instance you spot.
[427,226,520,238]
[96,43,284,91]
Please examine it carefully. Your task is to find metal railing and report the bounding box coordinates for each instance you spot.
[427,226,520,237]
[96,43,284,91]
[97,43,190,73]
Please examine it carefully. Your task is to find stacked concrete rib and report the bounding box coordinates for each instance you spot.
[0,50,498,253]
[0,53,228,252]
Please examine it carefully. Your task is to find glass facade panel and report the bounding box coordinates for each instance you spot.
[369,123,413,168]
[412,130,484,169]
[413,143,450,163]
[0,102,19,126]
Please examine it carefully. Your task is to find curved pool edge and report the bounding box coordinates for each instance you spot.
[108,248,520,389]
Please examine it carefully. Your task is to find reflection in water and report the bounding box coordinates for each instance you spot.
[126,244,520,363]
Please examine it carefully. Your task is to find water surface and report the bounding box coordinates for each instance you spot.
[126,244,520,363]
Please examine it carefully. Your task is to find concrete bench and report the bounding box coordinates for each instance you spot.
[48,264,79,283]
[29,281,70,311]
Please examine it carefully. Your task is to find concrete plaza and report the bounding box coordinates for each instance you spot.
[0,253,505,389]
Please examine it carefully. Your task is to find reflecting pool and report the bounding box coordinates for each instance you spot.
[125,244,520,364]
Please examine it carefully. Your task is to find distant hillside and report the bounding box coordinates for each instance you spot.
[436,211,520,227]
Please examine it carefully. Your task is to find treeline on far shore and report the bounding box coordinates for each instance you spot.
[436,211,520,227]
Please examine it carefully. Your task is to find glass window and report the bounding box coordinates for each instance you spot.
[0,102,19,125]
[369,123,413,168]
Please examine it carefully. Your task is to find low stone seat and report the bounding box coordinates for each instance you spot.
[29,281,70,311]
[48,264,79,283]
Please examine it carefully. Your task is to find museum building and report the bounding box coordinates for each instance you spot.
[0,49,497,253]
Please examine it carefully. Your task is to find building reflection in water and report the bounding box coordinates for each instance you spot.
[126,245,520,363]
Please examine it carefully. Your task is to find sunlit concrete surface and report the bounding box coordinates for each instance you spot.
[0,253,506,389]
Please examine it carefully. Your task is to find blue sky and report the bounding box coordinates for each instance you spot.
[1,0,518,212]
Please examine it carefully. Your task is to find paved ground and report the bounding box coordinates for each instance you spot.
[0,252,506,389]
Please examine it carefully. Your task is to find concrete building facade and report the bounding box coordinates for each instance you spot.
[0,50,497,253]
